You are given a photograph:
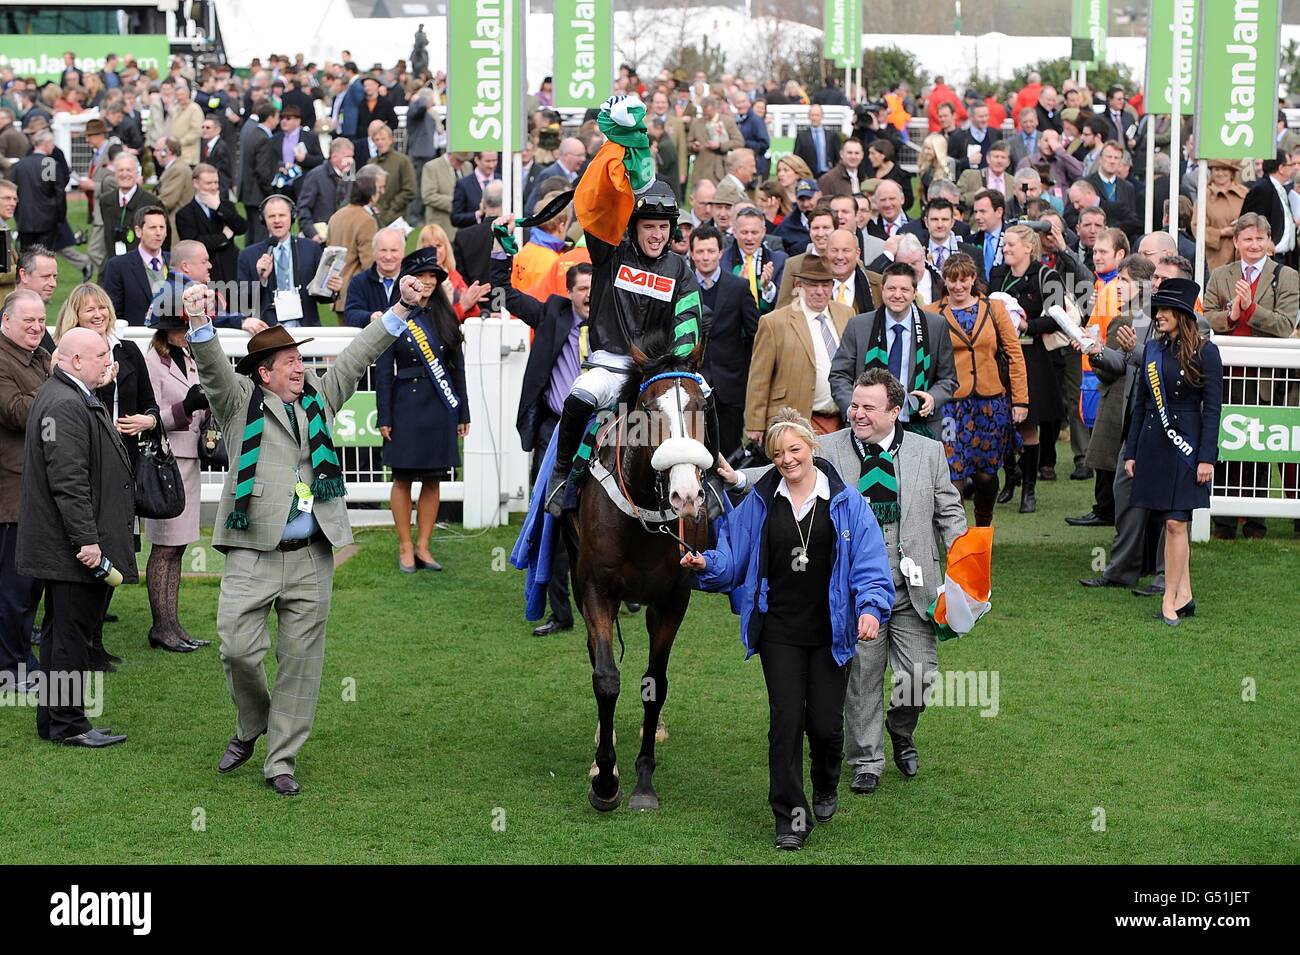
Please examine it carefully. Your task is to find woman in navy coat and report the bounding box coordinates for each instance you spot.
[1123,278,1222,628]
[374,248,471,573]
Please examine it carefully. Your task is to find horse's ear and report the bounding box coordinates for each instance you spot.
[630,343,650,367]
[687,336,705,369]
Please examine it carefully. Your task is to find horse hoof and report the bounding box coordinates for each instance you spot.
[588,784,623,812]
[628,789,660,811]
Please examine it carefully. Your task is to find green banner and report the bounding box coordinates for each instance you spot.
[1071,0,1108,67]
[447,0,526,153]
[823,0,860,69]
[1195,0,1281,160]
[332,392,382,448]
[1146,0,1198,115]
[1218,406,1300,463]
[769,135,795,166]
[0,35,169,85]
[553,0,612,110]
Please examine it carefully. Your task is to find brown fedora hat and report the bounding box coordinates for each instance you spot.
[794,255,834,283]
[83,118,108,137]
[235,326,313,375]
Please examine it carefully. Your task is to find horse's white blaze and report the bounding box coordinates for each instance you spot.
[654,385,706,517]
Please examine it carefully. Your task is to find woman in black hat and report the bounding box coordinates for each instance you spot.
[1122,277,1222,627]
[374,247,471,573]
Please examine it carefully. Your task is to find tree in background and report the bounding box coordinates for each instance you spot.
[860,46,929,99]
[1010,57,1136,99]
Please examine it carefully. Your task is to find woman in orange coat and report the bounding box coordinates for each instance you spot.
[932,253,1029,525]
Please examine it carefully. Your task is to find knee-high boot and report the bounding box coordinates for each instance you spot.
[972,472,999,526]
[1019,445,1039,514]
[546,393,598,517]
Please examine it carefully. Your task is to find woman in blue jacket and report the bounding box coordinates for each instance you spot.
[1123,277,1222,627]
[681,410,894,850]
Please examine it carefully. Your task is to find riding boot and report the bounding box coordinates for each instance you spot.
[996,446,1020,504]
[1019,445,1039,514]
[972,472,999,527]
[546,393,597,518]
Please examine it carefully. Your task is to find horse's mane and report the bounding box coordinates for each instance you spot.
[618,323,699,410]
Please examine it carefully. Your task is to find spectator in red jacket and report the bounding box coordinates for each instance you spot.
[927,77,966,133]
[1013,73,1043,130]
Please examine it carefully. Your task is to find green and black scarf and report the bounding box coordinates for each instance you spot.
[853,421,904,526]
[226,383,345,530]
[862,304,932,394]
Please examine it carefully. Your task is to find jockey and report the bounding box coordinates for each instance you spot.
[536,98,716,518]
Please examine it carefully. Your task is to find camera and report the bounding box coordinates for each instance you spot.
[1009,218,1053,234]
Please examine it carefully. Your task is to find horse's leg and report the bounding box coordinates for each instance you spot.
[583,582,622,812]
[629,584,688,811]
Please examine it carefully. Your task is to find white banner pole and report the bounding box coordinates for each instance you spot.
[1144,114,1156,235]
[1194,159,1208,287]
[1167,0,1183,243]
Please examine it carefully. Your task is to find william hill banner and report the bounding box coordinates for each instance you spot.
[1195,0,1282,160]
[447,0,526,153]
[553,0,613,109]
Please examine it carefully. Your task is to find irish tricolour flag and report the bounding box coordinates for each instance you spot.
[927,527,993,642]
[574,94,656,245]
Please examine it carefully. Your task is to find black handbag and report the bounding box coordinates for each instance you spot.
[134,428,186,520]
[198,411,228,469]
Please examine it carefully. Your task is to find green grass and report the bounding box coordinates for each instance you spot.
[2,447,1297,864]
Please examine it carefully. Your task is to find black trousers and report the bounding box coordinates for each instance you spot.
[530,413,573,627]
[36,579,107,741]
[759,640,849,836]
[1094,468,1116,522]
[716,401,745,460]
[0,523,42,676]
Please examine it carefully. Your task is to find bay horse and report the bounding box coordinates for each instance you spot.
[559,332,714,812]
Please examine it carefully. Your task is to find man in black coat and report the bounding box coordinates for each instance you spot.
[793,105,842,178]
[198,115,235,196]
[490,253,593,637]
[452,181,502,289]
[17,328,135,746]
[1240,149,1299,266]
[101,206,171,325]
[12,133,66,250]
[1085,141,1140,241]
[689,225,758,457]
[175,162,248,285]
[252,105,324,203]
[237,104,279,245]
[451,152,501,228]
[296,139,355,242]
[947,103,994,174]
[97,153,164,256]
[235,195,340,327]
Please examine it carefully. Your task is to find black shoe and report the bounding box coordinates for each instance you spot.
[1131,583,1164,598]
[774,833,804,851]
[217,732,263,773]
[995,471,1019,504]
[1069,464,1093,480]
[148,628,195,653]
[813,791,837,822]
[88,655,119,673]
[266,774,302,796]
[1153,610,1181,627]
[59,729,127,748]
[889,730,918,778]
[415,556,443,572]
[1018,490,1036,513]
[531,618,572,637]
[1065,511,1112,527]
[103,614,119,624]
[1079,577,1125,588]
[1176,599,1196,618]
[1038,466,1057,481]
[850,771,879,794]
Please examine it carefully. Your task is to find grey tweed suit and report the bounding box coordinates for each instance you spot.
[190,319,399,779]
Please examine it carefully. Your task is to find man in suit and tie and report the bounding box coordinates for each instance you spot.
[297,139,355,244]
[957,141,1014,213]
[451,152,501,228]
[720,207,785,318]
[12,131,66,252]
[236,196,341,328]
[646,93,691,198]
[421,151,472,239]
[731,91,770,180]
[688,96,745,187]
[452,181,502,289]
[180,273,416,794]
[866,180,910,241]
[824,228,876,315]
[1239,149,1299,267]
[855,194,887,265]
[524,137,585,216]
[1008,107,1040,169]
[1086,141,1140,242]
[97,152,164,261]
[102,207,171,325]
[237,104,279,245]
[330,62,366,141]
[1203,213,1300,540]
[146,240,264,332]
[830,261,958,438]
[690,225,759,457]
[343,227,404,328]
[1101,86,1139,152]
[1068,178,1138,245]
[911,198,983,279]
[746,255,854,438]
[968,189,1007,280]
[176,163,248,286]
[794,104,842,178]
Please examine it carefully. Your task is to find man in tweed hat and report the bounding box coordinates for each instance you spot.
[181,274,425,795]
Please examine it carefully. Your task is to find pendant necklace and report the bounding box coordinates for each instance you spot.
[794,499,816,569]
